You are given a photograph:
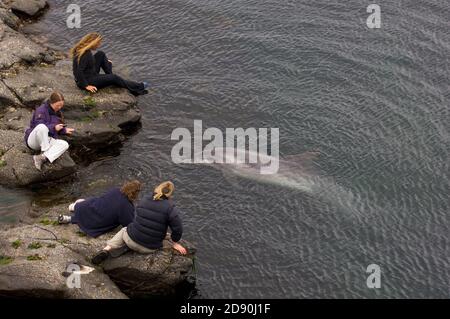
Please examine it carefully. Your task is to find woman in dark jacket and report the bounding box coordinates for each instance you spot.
[92,181,187,265]
[58,180,142,238]
[70,32,149,96]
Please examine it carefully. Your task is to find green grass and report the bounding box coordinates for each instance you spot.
[91,110,101,118]
[80,116,93,122]
[76,231,87,237]
[46,244,56,249]
[0,255,13,265]
[11,239,22,249]
[40,218,59,226]
[26,254,43,261]
[27,242,43,250]
[83,96,97,108]
[80,109,101,122]
[0,149,5,167]
[58,238,70,245]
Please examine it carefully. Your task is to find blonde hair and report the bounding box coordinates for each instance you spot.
[153,181,175,200]
[70,32,102,63]
[120,180,142,202]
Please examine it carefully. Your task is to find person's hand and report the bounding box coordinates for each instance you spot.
[86,85,98,93]
[65,128,75,135]
[55,124,65,132]
[172,242,187,255]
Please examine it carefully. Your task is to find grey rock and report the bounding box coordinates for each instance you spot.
[0,21,46,69]
[0,205,196,298]
[7,0,48,17]
[2,60,141,148]
[0,129,76,187]
[0,106,141,149]
[3,60,137,110]
[0,225,127,298]
[0,107,30,131]
[0,7,21,30]
[0,79,20,108]
[103,245,197,298]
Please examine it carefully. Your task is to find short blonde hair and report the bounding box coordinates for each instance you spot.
[153,181,174,200]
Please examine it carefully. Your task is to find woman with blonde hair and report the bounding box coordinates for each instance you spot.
[58,180,142,238]
[92,181,187,265]
[71,32,149,95]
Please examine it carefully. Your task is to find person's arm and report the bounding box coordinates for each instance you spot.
[34,108,59,136]
[58,117,75,136]
[59,124,67,135]
[119,206,136,227]
[168,206,183,243]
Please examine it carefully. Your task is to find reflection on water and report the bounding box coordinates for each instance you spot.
[0,186,31,224]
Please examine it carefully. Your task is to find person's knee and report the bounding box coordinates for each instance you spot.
[35,124,49,133]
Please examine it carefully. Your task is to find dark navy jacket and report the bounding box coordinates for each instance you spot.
[71,188,135,238]
[24,101,67,145]
[127,194,183,250]
[73,50,96,89]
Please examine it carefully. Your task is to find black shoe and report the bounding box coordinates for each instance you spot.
[91,250,110,265]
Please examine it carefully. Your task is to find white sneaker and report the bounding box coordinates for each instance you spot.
[33,154,46,171]
[58,214,72,224]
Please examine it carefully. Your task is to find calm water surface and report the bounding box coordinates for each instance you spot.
[1,0,448,298]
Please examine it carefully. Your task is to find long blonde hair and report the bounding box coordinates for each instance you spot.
[153,181,175,200]
[70,32,102,63]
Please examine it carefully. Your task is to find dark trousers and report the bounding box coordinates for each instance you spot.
[88,51,146,96]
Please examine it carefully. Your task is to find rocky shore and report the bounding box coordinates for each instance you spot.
[0,0,196,298]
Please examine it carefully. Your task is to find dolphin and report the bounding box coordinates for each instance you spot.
[195,147,369,218]
[197,147,322,193]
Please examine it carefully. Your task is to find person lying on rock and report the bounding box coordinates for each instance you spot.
[58,180,142,237]
[92,181,188,265]
[24,91,75,171]
[71,32,149,96]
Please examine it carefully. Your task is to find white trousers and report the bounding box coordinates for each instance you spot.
[27,124,69,163]
[69,199,85,212]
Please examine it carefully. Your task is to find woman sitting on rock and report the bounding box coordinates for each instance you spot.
[58,180,142,238]
[70,32,149,96]
[24,91,75,171]
[92,181,187,265]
